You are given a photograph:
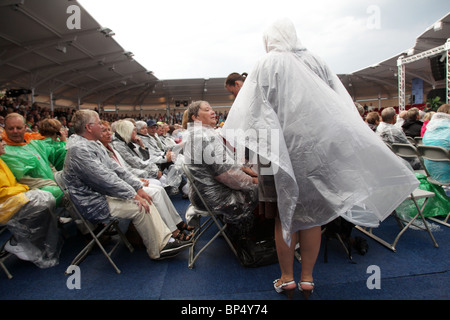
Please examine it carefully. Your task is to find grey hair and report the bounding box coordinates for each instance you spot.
[71,109,98,135]
[135,120,147,132]
[187,100,207,123]
[381,107,396,123]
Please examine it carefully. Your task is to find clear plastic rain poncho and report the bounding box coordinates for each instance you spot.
[64,136,142,223]
[183,122,258,230]
[5,190,62,268]
[422,112,450,183]
[222,18,419,244]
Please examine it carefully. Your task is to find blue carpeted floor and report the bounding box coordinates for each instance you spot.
[1,193,449,304]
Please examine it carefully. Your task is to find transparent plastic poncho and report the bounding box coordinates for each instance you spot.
[6,190,62,268]
[223,18,419,244]
[64,136,142,223]
[183,123,258,229]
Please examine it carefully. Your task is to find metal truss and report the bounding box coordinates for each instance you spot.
[397,38,450,111]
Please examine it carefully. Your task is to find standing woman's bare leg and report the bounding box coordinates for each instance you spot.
[274,214,297,285]
[298,226,321,297]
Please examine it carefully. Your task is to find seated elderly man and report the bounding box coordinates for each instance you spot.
[0,113,65,205]
[184,101,258,234]
[376,107,421,170]
[62,110,190,260]
[0,136,62,268]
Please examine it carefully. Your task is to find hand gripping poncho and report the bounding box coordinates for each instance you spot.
[222,18,419,244]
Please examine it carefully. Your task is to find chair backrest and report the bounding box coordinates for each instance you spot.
[407,136,417,146]
[391,143,420,159]
[417,145,450,162]
[181,163,216,215]
[54,171,91,224]
[414,137,423,145]
[54,171,67,193]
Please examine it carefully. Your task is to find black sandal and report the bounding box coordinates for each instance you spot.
[174,230,193,242]
[177,221,195,232]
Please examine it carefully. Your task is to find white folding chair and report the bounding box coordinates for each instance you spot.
[54,172,134,274]
[182,163,238,269]
[355,188,439,252]
[417,145,450,227]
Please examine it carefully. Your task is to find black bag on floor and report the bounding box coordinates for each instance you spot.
[228,216,278,268]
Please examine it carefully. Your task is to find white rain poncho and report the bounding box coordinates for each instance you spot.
[222,18,419,244]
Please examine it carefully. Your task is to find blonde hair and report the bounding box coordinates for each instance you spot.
[423,112,435,122]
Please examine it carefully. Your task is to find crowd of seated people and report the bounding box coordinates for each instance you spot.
[0,101,198,266]
[1,93,447,270]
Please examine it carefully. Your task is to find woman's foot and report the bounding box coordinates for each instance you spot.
[177,221,195,232]
[273,279,296,299]
[173,229,193,242]
[298,281,314,300]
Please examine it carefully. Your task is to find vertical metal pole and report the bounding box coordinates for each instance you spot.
[50,91,54,113]
[398,57,406,112]
[446,39,450,104]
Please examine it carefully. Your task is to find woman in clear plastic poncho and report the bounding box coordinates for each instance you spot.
[183,101,258,233]
[222,18,418,296]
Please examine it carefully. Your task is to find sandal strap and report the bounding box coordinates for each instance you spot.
[273,279,296,288]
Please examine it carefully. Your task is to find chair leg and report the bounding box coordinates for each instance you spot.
[410,197,439,248]
[0,254,13,279]
[428,213,450,228]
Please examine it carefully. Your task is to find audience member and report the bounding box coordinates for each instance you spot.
[395,110,407,128]
[159,123,177,149]
[421,111,435,137]
[365,111,381,131]
[376,107,421,169]
[0,136,62,268]
[62,110,190,260]
[0,113,65,205]
[402,107,423,137]
[38,118,68,142]
[99,121,193,240]
[136,120,173,167]
[184,101,258,233]
[422,104,450,183]
[110,120,164,184]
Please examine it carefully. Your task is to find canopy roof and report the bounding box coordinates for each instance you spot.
[341,12,450,102]
[0,1,449,111]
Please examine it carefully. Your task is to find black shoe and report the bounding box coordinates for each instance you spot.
[159,238,191,259]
